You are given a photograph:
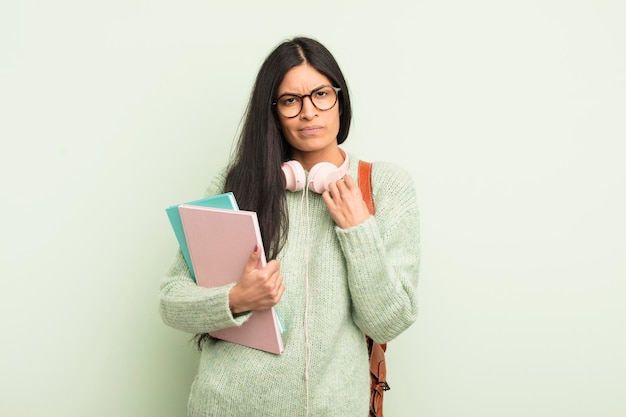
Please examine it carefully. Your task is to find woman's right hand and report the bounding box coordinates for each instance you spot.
[228,246,285,314]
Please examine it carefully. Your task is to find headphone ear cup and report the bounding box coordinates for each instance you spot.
[308,162,343,194]
[282,160,306,192]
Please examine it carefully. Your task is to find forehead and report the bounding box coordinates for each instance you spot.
[277,64,332,95]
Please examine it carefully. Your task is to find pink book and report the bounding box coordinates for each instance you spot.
[178,204,284,354]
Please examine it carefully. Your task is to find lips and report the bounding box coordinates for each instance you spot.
[299,125,324,135]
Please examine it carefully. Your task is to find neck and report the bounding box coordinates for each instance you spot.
[292,147,345,171]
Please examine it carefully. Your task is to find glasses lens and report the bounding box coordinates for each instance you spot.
[276,95,302,118]
[311,86,338,111]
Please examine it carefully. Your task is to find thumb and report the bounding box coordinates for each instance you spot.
[244,244,262,272]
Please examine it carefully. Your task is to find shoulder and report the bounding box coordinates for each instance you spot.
[354,158,418,215]
[349,151,411,182]
[352,157,415,194]
[203,166,229,197]
[369,160,414,189]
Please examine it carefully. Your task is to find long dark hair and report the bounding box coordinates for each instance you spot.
[225,36,352,260]
[194,37,351,349]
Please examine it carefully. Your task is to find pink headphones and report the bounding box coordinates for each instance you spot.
[282,151,350,194]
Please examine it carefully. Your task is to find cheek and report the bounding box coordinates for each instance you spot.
[280,120,298,142]
[329,111,341,133]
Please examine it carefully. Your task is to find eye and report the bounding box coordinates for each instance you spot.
[280,96,299,106]
[315,89,330,98]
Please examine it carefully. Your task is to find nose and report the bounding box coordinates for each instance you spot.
[300,95,317,120]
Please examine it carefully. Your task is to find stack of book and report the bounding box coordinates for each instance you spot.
[166,193,284,354]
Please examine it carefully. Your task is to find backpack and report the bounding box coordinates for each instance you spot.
[358,160,390,417]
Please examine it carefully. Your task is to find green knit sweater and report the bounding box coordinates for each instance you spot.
[159,155,420,417]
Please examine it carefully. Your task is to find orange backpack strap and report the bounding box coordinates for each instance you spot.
[358,160,375,216]
[358,160,389,417]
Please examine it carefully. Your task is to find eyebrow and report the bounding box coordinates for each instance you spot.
[277,84,329,97]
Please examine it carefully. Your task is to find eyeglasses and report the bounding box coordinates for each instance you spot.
[273,85,341,118]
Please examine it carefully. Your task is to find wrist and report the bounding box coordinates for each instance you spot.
[228,285,246,314]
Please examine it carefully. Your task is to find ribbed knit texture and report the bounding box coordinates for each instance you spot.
[159,154,420,417]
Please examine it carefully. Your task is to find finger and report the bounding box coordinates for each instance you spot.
[334,178,355,203]
[326,179,340,198]
[276,273,284,291]
[332,178,352,201]
[321,190,337,210]
[270,274,283,296]
[266,281,285,307]
[342,174,358,191]
[275,282,285,302]
[244,245,262,272]
[334,178,347,193]
[265,259,281,275]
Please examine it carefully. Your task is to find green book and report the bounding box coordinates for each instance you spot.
[166,192,238,280]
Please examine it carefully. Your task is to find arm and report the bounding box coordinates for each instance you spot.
[334,162,420,343]
[159,171,251,333]
[159,171,284,333]
[159,249,252,334]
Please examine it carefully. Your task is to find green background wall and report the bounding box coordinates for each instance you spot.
[1,1,625,416]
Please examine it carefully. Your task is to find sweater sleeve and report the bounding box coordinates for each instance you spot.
[335,161,420,343]
[158,171,253,334]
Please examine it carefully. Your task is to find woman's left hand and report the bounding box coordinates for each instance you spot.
[322,174,371,229]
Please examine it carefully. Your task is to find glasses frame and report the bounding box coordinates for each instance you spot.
[273,85,341,119]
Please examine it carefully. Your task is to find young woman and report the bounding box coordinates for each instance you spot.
[160,36,420,417]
